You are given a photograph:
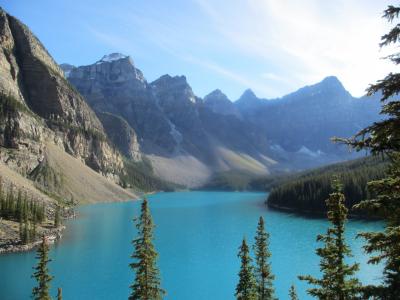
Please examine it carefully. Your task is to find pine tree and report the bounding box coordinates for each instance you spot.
[129,198,165,300]
[57,287,62,300]
[253,216,275,300]
[16,189,22,221]
[299,180,361,299]
[288,284,299,300]
[335,5,400,299]
[355,158,400,298]
[236,238,257,300]
[54,206,61,228]
[32,235,53,300]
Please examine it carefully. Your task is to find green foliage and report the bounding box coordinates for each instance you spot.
[267,156,387,216]
[29,159,64,194]
[54,206,61,228]
[236,238,258,300]
[0,93,24,148]
[32,236,53,300]
[288,284,299,300]
[253,217,275,300]
[355,157,400,298]
[299,181,361,299]
[0,92,30,117]
[46,114,106,142]
[200,171,259,191]
[0,178,47,244]
[335,5,400,299]
[121,159,181,192]
[129,198,165,300]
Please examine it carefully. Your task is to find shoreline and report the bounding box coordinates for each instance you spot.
[267,202,381,221]
[0,207,77,255]
[0,190,156,255]
[0,225,66,254]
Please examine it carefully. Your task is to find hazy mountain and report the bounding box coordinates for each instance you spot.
[204,89,241,118]
[62,54,382,186]
[64,56,279,186]
[235,76,382,154]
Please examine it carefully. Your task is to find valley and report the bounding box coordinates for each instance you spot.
[0,2,398,299]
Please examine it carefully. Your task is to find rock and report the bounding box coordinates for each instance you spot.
[0,8,125,181]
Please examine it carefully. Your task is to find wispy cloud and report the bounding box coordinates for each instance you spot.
[194,0,394,97]
[84,0,394,99]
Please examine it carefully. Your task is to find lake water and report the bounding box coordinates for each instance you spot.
[0,191,383,299]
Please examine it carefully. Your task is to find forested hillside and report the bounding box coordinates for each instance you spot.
[266,156,388,216]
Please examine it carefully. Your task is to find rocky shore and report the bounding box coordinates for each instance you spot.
[0,225,66,254]
[0,207,76,254]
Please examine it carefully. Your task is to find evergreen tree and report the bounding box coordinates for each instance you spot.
[253,216,275,300]
[32,235,53,300]
[335,5,400,299]
[129,198,165,300]
[54,206,61,228]
[299,180,361,299]
[57,287,62,300]
[236,238,257,300]
[288,284,299,300]
[355,159,400,298]
[16,189,23,221]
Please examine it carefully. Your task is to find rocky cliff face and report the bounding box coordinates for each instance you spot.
[63,53,383,185]
[62,55,383,187]
[204,89,241,119]
[97,112,141,161]
[0,9,124,182]
[66,54,174,156]
[64,55,279,185]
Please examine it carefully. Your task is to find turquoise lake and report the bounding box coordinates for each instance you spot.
[0,191,383,299]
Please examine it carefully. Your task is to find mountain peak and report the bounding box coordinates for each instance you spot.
[151,74,188,88]
[204,89,230,103]
[242,89,257,98]
[97,53,130,64]
[320,76,343,87]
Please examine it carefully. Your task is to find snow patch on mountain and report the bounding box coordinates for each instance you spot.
[97,53,128,64]
[297,146,324,157]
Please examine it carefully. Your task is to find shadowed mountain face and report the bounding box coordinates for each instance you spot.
[0,9,145,205]
[235,76,381,154]
[63,56,382,186]
[64,56,279,185]
[0,10,125,178]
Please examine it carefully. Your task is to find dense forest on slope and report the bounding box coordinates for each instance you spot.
[266,156,388,216]
[121,158,182,192]
[199,171,261,191]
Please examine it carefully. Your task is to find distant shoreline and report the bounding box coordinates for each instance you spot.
[267,202,381,221]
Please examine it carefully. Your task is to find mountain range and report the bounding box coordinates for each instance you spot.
[0,6,383,201]
[61,54,381,187]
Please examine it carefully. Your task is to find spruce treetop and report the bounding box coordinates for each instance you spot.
[32,235,53,300]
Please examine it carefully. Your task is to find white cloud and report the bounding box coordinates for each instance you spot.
[86,0,396,99]
[195,0,394,97]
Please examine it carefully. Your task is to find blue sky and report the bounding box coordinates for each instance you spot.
[0,0,394,100]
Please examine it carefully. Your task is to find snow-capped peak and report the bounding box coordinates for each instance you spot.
[97,53,128,64]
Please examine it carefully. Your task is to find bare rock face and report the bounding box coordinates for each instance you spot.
[204,89,241,119]
[0,8,124,181]
[64,55,275,177]
[67,54,176,155]
[97,112,141,161]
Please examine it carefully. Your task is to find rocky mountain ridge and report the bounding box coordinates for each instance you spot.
[63,54,382,186]
[0,9,140,203]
